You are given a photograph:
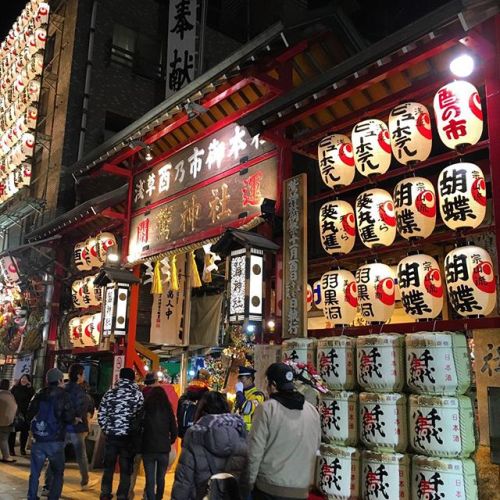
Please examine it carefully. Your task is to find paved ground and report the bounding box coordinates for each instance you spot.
[0,453,175,500]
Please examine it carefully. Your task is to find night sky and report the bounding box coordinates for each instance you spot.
[0,0,28,41]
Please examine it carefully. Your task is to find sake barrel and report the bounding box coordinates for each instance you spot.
[320,391,358,446]
[317,444,360,500]
[406,332,471,395]
[361,451,409,500]
[356,334,404,392]
[282,338,317,366]
[409,395,476,457]
[412,455,478,500]
[359,392,408,452]
[317,336,356,391]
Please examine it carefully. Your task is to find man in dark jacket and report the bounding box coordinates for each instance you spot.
[98,367,144,500]
[27,368,76,500]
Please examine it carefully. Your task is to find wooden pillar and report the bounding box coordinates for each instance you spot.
[125,265,141,369]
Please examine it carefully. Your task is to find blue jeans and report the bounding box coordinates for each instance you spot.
[28,441,65,500]
[142,453,169,500]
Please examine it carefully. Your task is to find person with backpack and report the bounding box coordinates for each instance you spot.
[0,378,17,463]
[141,387,178,500]
[171,391,248,500]
[9,374,34,456]
[176,369,210,439]
[98,367,144,500]
[26,368,76,500]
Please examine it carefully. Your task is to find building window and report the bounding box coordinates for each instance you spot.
[111,24,136,67]
[104,111,134,141]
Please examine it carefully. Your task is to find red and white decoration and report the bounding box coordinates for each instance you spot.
[97,232,117,262]
[321,269,357,325]
[352,119,392,177]
[317,134,356,188]
[389,102,432,165]
[433,80,483,150]
[319,200,356,255]
[355,189,396,248]
[397,254,443,320]
[438,163,486,231]
[444,245,497,317]
[73,233,118,270]
[394,177,436,239]
[317,336,357,391]
[69,314,101,347]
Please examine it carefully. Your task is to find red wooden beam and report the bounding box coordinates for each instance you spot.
[459,28,496,61]
[101,208,126,220]
[101,162,132,178]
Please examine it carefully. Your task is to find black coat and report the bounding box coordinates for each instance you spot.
[141,403,178,454]
[11,384,34,417]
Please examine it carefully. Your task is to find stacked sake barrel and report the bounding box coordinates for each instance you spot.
[406,332,479,499]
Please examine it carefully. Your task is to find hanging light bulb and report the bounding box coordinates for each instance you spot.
[449,54,474,78]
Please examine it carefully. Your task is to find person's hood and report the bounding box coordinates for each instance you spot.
[270,390,305,410]
[116,378,139,391]
[192,413,247,458]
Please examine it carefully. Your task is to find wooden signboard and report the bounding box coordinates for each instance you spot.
[254,344,282,396]
[283,174,308,338]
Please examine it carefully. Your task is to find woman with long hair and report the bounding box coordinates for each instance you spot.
[171,391,248,500]
[0,379,17,462]
[8,374,34,456]
[142,386,178,500]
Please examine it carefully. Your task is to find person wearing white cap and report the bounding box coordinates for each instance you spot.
[234,366,265,432]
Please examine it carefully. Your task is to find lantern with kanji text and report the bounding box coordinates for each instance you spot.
[71,279,85,309]
[317,134,356,188]
[444,245,497,317]
[319,200,356,255]
[433,80,483,150]
[356,188,396,248]
[321,269,357,326]
[74,241,91,271]
[68,317,83,347]
[96,232,117,262]
[86,237,102,268]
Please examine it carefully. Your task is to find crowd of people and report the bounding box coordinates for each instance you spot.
[0,361,321,500]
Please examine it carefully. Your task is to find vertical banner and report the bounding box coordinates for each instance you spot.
[166,0,198,97]
[13,354,33,381]
[283,174,308,338]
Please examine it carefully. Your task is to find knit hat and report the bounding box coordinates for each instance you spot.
[46,368,64,385]
[266,363,295,391]
[120,367,135,381]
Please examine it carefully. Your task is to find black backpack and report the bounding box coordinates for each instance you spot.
[178,399,197,438]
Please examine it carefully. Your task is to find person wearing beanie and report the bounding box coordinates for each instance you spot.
[98,366,144,500]
[243,363,321,500]
[26,368,76,500]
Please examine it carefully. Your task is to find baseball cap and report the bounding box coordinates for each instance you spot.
[266,362,295,391]
[46,368,64,385]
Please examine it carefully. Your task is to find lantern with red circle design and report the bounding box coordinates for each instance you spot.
[74,241,91,271]
[317,134,356,188]
[394,177,436,240]
[356,188,396,248]
[86,237,102,268]
[444,245,497,317]
[321,269,358,325]
[97,232,117,262]
[319,200,356,255]
[71,279,85,309]
[397,254,443,320]
[356,263,395,323]
[83,275,100,307]
[352,119,392,177]
[389,102,432,165]
[68,317,83,346]
[433,81,483,150]
[438,163,486,231]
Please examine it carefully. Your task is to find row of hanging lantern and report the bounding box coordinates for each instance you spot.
[73,233,117,271]
[68,313,101,348]
[320,245,496,324]
[71,274,102,309]
[319,162,486,254]
[318,81,483,189]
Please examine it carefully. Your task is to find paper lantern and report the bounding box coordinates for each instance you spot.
[306,283,313,312]
[71,279,85,309]
[321,269,357,325]
[83,275,100,307]
[352,119,392,177]
[74,241,91,271]
[397,254,443,320]
[355,189,396,248]
[433,80,483,150]
[68,317,83,346]
[319,200,356,255]
[444,245,497,317]
[394,177,436,239]
[86,237,102,268]
[389,102,432,165]
[438,163,486,230]
[0,256,21,285]
[317,134,355,188]
[80,315,99,347]
[356,263,395,323]
[312,280,324,310]
[96,232,117,262]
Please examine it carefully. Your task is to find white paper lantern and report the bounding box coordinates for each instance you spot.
[74,241,91,271]
[90,313,102,345]
[317,134,356,188]
[397,254,443,320]
[96,232,117,262]
[389,102,432,165]
[321,269,357,325]
[444,245,497,317]
[71,279,85,309]
[356,189,396,248]
[68,317,83,346]
[86,237,102,268]
[356,263,395,323]
[433,80,483,150]
[80,315,97,347]
[319,200,356,255]
[352,119,392,177]
[394,177,436,239]
[83,275,100,307]
[438,163,486,230]
[312,280,324,310]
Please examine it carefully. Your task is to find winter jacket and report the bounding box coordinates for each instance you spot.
[27,385,75,443]
[171,413,248,500]
[244,390,321,499]
[65,381,89,433]
[142,383,179,414]
[0,389,17,427]
[141,401,178,454]
[177,380,209,438]
[11,384,34,417]
[234,384,265,431]
[98,379,144,438]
